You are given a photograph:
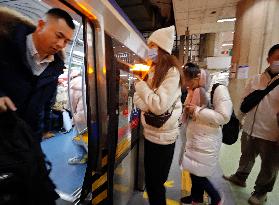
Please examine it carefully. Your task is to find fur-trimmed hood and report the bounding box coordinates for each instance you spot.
[0,6,36,39]
[0,7,65,60]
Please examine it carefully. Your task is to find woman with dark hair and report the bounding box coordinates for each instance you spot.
[180,63,232,205]
[133,26,183,205]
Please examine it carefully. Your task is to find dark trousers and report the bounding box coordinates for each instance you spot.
[144,139,175,205]
[190,174,221,205]
[235,132,279,194]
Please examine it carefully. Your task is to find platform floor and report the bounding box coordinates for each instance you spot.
[127,130,279,205]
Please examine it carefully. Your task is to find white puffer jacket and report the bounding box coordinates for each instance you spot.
[133,67,182,145]
[182,85,232,177]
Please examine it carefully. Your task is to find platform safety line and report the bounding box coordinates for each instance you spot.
[181,170,192,193]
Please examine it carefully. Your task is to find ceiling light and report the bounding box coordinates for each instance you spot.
[217,17,236,23]
[222,43,233,47]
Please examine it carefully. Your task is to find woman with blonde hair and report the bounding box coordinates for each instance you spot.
[133,25,182,205]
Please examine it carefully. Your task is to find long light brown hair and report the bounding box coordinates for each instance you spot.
[151,48,183,89]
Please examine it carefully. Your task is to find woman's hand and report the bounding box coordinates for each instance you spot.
[185,103,197,117]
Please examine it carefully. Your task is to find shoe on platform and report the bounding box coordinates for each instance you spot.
[68,155,87,165]
[180,196,203,205]
[223,174,246,187]
[248,192,267,205]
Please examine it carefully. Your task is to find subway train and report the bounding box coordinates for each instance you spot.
[0,0,149,204]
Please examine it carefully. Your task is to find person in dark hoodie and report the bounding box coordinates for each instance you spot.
[0,7,75,141]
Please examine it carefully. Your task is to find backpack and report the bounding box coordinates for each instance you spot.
[0,111,59,205]
[211,83,240,145]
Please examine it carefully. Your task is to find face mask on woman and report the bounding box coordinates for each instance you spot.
[270,60,279,74]
[148,48,158,62]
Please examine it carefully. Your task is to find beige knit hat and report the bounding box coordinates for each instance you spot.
[147,25,175,55]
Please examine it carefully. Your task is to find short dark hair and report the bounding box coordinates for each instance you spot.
[268,44,279,57]
[46,8,75,29]
[183,62,200,79]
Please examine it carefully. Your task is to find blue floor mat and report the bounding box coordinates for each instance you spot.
[41,130,87,195]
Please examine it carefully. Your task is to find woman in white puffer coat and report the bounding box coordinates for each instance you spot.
[133,26,182,205]
[181,64,232,205]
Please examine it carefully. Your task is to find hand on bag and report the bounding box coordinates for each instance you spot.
[0,96,17,113]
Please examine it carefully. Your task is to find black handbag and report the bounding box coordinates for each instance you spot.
[240,78,279,113]
[144,98,178,128]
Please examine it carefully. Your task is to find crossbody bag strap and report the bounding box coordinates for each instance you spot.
[168,96,180,114]
[265,77,279,93]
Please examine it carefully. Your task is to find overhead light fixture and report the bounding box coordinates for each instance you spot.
[217,17,236,23]
[222,43,233,47]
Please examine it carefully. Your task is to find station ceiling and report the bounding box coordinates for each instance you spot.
[173,0,240,35]
[0,0,240,36]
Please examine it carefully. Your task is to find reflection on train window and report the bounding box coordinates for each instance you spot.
[117,70,140,156]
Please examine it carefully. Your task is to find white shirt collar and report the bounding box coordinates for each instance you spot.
[26,34,54,64]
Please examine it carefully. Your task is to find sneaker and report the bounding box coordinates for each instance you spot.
[209,191,224,205]
[248,192,267,205]
[180,196,192,204]
[180,195,203,205]
[223,174,246,187]
[68,155,87,165]
[181,196,203,205]
[217,192,225,205]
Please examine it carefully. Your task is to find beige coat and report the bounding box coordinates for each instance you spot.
[133,67,182,145]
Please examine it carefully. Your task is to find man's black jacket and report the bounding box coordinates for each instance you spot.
[0,8,64,140]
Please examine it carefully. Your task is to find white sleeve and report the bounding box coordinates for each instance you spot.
[133,92,149,112]
[193,85,233,126]
[135,67,181,115]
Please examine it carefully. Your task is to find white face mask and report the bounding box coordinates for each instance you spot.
[148,48,158,62]
[270,60,279,74]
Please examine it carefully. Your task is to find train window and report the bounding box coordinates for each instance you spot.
[111,38,143,162]
[116,69,140,160]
